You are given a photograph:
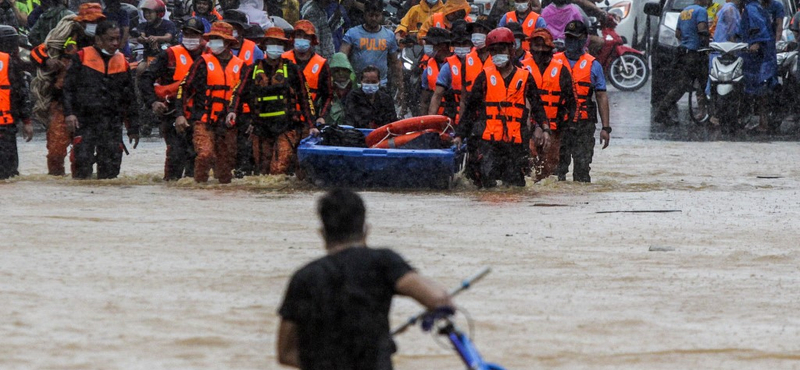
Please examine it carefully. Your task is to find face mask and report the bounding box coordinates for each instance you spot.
[454,46,470,57]
[182,37,201,51]
[334,80,350,89]
[232,30,239,39]
[266,44,284,59]
[565,37,586,59]
[85,23,97,36]
[471,33,486,48]
[423,44,434,56]
[208,39,226,54]
[294,38,311,52]
[532,50,552,62]
[515,2,529,12]
[515,39,522,50]
[101,48,115,56]
[361,83,379,94]
[426,0,437,5]
[492,53,509,67]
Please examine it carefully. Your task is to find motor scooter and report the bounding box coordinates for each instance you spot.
[766,40,800,133]
[704,41,748,133]
[593,14,649,91]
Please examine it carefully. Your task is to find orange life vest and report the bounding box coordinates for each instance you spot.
[0,52,12,125]
[193,9,222,20]
[200,53,244,124]
[482,66,528,144]
[154,45,196,101]
[281,50,326,102]
[237,38,259,66]
[80,46,128,75]
[522,57,565,130]
[465,49,493,92]
[424,57,445,115]
[444,54,463,121]
[554,52,595,121]
[430,12,473,30]
[505,11,541,37]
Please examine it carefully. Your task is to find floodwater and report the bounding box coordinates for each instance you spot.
[3,84,800,369]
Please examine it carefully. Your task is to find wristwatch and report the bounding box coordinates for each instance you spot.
[601,126,612,133]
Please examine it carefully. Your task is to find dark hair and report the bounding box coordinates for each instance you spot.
[360,65,381,79]
[318,188,366,245]
[364,0,382,14]
[96,20,120,37]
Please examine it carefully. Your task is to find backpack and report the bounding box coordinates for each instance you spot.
[320,125,367,148]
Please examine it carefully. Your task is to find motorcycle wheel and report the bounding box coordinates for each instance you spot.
[609,53,650,91]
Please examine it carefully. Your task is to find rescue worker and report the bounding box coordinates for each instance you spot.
[417,0,472,38]
[394,0,443,42]
[63,20,139,180]
[174,21,244,184]
[459,20,494,115]
[0,25,32,180]
[455,27,550,188]
[506,21,532,64]
[654,0,710,126]
[30,4,105,176]
[282,20,332,126]
[553,20,611,183]
[427,20,470,122]
[521,28,575,182]
[227,27,316,176]
[326,52,355,125]
[140,17,207,180]
[419,27,451,117]
[497,0,547,45]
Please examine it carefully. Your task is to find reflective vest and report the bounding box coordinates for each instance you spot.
[80,46,128,75]
[281,50,326,102]
[482,66,528,144]
[522,57,564,130]
[0,52,12,125]
[200,53,244,124]
[154,45,197,113]
[237,39,259,66]
[554,52,595,122]
[465,49,493,92]
[505,10,541,37]
[251,61,292,121]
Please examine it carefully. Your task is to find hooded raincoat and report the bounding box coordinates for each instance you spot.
[326,52,356,125]
[417,0,472,38]
[737,0,777,95]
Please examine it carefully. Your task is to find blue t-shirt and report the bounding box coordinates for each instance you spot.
[677,4,709,50]
[765,0,785,39]
[435,61,454,88]
[497,13,547,29]
[568,57,607,91]
[343,25,399,85]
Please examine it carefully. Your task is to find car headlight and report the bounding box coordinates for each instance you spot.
[608,1,631,20]
[658,24,679,48]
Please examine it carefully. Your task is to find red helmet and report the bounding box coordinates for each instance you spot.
[486,27,515,46]
[140,0,166,18]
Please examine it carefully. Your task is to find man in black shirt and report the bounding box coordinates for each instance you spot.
[277,189,453,370]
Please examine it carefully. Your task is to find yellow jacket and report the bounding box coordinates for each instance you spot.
[418,0,472,38]
[395,0,445,38]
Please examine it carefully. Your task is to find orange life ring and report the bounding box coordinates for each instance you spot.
[365,115,452,148]
[371,129,450,149]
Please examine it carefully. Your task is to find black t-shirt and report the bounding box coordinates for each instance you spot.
[278,247,414,370]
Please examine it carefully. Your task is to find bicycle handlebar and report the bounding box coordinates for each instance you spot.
[391,266,492,336]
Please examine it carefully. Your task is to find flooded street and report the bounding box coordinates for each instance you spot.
[3,85,800,369]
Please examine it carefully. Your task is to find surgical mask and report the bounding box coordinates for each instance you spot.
[334,80,350,89]
[492,53,509,67]
[515,2,529,12]
[361,83,379,94]
[208,39,226,54]
[266,44,284,59]
[426,0,438,5]
[423,44,434,56]
[471,33,486,48]
[515,39,522,50]
[454,46,470,57]
[182,37,201,51]
[101,48,115,56]
[565,37,586,59]
[85,23,97,36]
[294,38,311,52]
[232,30,239,39]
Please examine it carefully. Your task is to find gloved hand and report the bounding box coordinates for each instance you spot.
[420,306,456,332]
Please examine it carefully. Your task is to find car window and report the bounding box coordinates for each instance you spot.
[669,0,725,12]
